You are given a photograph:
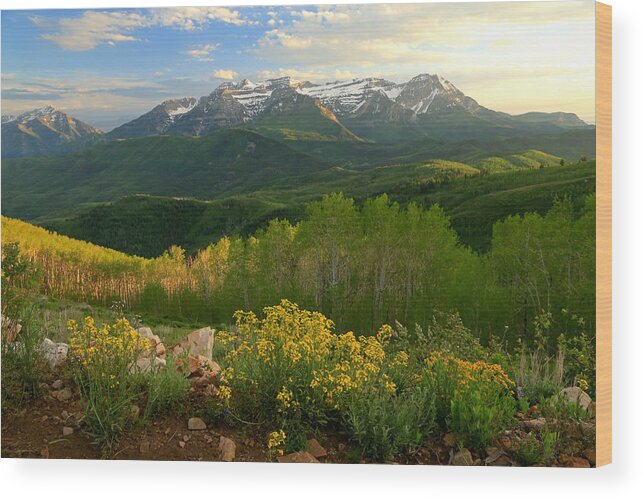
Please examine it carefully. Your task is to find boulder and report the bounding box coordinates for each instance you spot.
[130,356,166,374]
[559,387,592,411]
[1,314,22,343]
[559,454,591,468]
[306,438,327,459]
[277,451,320,464]
[451,448,474,466]
[219,436,236,462]
[52,387,72,402]
[40,338,69,367]
[172,327,214,360]
[137,327,166,359]
[188,417,207,431]
[523,417,547,431]
[443,432,457,448]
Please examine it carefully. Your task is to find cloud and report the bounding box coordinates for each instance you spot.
[30,7,249,51]
[256,68,356,82]
[252,2,596,121]
[182,43,218,61]
[211,69,238,80]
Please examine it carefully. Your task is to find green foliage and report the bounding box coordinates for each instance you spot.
[68,317,149,453]
[144,356,190,418]
[1,242,42,317]
[539,393,591,423]
[513,348,564,404]
[342,387,436,461]
[517,427,559,466]
[1,307,46,411]
[449,383,516,451]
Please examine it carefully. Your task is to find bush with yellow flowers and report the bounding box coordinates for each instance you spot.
[213,300,435,458]
[68,316,150,452]
[423,352,516,450]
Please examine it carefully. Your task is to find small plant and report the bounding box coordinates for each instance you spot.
[144,355,189,418]
[267,429,287,460]
[540,393,590,423]
[68,316,150,453]
[342,387,436,461]
[516,427,559,465]
[1,307,46,411]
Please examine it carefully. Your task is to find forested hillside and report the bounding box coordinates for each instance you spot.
[2,191,595,344]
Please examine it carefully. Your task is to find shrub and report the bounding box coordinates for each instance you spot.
[144,355,190,418]
[213,300,430,456]
[513,348,564,404]
[1,307,46,411]
[68,316,150,452]
[424,353,516,449]
[342,386,436,461]
[517,427,559,465]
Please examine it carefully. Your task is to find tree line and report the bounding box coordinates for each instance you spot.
[1,192,595,348]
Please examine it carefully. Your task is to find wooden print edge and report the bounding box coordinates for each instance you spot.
[595,1,612,467]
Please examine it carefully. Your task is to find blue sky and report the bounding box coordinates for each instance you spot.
[1,2,596,130]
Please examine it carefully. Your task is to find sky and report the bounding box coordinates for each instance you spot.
[1,1,596,130]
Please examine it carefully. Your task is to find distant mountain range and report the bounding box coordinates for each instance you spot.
[1,106,103,158]
[1,73,592,158]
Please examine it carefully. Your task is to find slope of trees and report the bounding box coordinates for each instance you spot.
[1,192,595,346]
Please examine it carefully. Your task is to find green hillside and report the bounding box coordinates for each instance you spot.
[1,128,328,220]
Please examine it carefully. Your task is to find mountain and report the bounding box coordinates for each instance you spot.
[108,74,591,144]
[107,97,197,139]
[1,106,103,158]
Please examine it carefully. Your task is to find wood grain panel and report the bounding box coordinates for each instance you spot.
[596,1,612,468]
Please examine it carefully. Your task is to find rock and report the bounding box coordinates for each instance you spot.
[198,355,221,376]
[500,435,513,450]
[443,432,457,447]
[583,449,596,466]
[173,327,214,360]
[307,438,327,458]
[40,447,49,459]
[188,417,207,431]
[62,426,74,436]
[137,327,166,359]
[1,314,22,343]
[40,338,69,367]
[528,405,539,416]
[451,448,474,466]
[130,355,166,374]
[523,417,547,431]
[559,387,592,411]
[51,379,64,390]
[183,435,190,442]
[587,401,596,417]
[191,376,209,388]
[129,405,140,421]
[485,449,509,466]
[219,436,236,462]
[559,454,591,468]
[52,387,72,402]
[178,441,185,448]
[277,451,320,464]
[139,441,151,454]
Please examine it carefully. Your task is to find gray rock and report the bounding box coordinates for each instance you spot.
[188,417,207,431]
[559,387,592,411]
[451,448,474,466]
[40,338,69,367]
[62,426,74,436]
[52,387,72,402]
[219,436,236,462]
[173,327,214,360]
[523,417,547,431]
[51,379,64,390]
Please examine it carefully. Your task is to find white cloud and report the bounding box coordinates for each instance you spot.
[211,69,238,80]
[253,2,596,121]
[182,43,218,61]
[256,68,356,82]
[31,7,249,51]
